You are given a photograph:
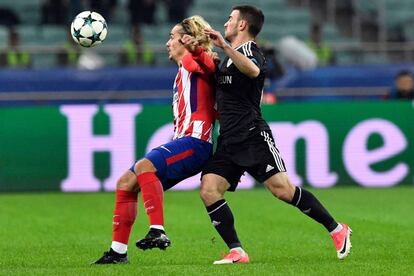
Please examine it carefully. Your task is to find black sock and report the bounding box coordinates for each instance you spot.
[290,187,338,232]
[206,199,241,249]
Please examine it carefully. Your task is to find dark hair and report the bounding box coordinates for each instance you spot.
[395,69,413,79]
[232,5,264,37]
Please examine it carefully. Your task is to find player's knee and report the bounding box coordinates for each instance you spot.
[200,179,221,205]
[266,179,295,202]
[273,188,293,202]
[199,188,216,205]
[116,177,133,191]
[134,159,156,175]
[116,171,139,192]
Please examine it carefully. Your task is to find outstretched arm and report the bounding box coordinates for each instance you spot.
[204,28,259,78]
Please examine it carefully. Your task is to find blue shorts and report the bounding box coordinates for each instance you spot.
[130,136,213,191]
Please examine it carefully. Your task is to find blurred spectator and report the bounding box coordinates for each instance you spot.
[128,0,157,25]
[41,0,70,25]
[164,0,193,23]
[0,8,20,26]
[86,0,117,22]
[0,28,31,68]
[278,36,317,70]
[57,30,81,67]
[386,70,414,100]
[77,50,105,69]
[120,24,155,65]
[261,42,284,104]
[307,22,335,66]
[263,44,284,83]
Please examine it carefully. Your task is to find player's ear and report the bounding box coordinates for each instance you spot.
[239,19,248,32]
[178,34,186,45]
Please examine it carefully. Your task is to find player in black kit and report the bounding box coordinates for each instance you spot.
[202,5,352,264]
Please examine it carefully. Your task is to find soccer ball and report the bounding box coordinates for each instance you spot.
[71,11,108,47]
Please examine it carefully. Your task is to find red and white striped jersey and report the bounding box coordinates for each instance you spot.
[172,48,216,143]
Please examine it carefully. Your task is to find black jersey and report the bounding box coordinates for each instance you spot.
[216,40,268,145]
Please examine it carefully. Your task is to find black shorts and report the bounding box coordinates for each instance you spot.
[201,129,287,191]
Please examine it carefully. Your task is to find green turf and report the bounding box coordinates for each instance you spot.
[0,187,413,275]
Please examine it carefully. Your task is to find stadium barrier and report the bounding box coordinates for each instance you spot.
[0,101,412,192]
[1,64,413,104]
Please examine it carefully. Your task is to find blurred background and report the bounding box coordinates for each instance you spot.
[0,0,413,192]
[1,0,414,102]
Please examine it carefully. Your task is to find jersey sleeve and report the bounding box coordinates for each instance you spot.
[240,42,266,72]
[182,48,216,75]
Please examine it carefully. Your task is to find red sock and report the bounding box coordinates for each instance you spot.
[137,172,164,226]
[112,190,138,244]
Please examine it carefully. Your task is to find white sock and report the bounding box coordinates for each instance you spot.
[230,247,245,254]
[150,225,165,231]
[111,241,127,254]
[330,223,343,235]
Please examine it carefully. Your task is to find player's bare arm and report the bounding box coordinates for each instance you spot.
[204,28,260,78]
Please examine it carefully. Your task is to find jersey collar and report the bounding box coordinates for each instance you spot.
[234,40,256,50]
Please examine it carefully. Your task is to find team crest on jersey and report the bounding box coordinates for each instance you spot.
[227,58,233,67]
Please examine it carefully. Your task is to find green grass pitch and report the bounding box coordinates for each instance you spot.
[0,187,413,275]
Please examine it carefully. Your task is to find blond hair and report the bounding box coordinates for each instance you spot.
[179,15,213,52]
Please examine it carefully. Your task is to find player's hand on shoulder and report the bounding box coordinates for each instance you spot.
[180,34,199,53]
[208,51,221,65]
